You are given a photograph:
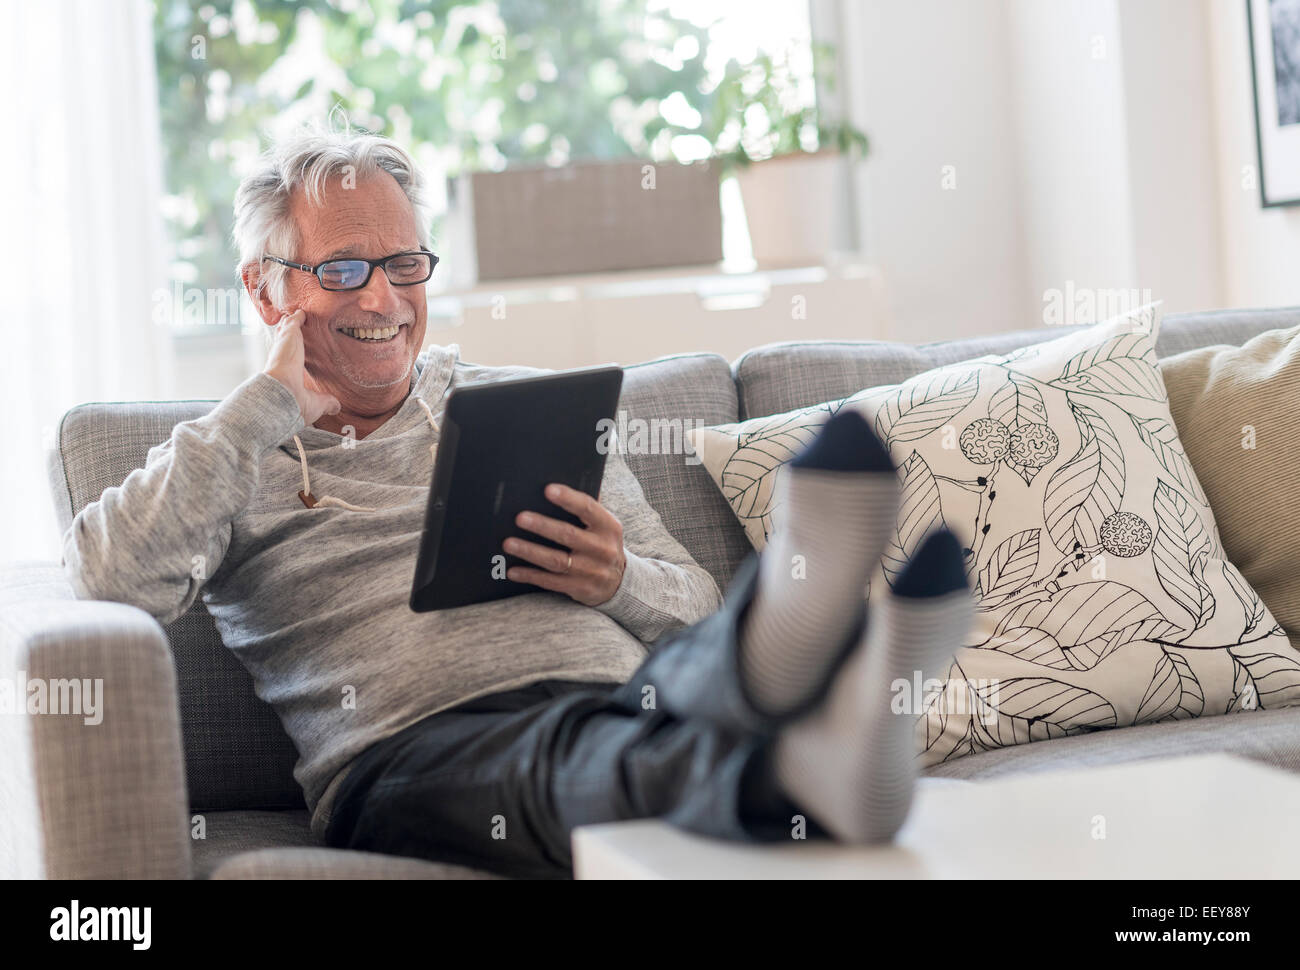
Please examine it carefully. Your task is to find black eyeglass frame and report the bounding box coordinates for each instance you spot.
[262,248,440,291]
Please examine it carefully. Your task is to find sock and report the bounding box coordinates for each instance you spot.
[738,410,898,718]
[771,529,972,843]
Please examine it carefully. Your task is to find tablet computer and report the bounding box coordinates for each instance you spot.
[409,364,625,612]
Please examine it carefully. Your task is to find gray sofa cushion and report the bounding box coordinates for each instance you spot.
[924,707,1300,781]
[732,308,1296,420]
[209,845,502,879]
[617,353,749,590]
[1154,305,1300,355]
[189,809,318,878]
[191,808,499,879]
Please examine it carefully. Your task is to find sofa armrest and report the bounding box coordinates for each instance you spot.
[0,563,191,878]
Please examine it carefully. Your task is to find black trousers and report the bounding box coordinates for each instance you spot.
[323,555,846,878]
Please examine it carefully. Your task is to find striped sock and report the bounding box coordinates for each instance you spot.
[738,410,898,718]
[772,529,972,843]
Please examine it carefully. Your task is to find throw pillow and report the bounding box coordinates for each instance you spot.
[1161,324,1300,654]
[689,306,1300,766]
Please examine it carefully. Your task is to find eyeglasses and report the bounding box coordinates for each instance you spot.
[263,249,439,291]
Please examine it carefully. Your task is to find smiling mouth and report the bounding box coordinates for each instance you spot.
[339,324,403,342]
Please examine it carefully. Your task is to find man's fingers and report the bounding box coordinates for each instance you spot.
[275,309,305,339]
[543,483,613,530]
[507,564,608,607]
[513,510,599,552]
[270,311,303,356]
[503,537,575,574]
[505,566,575,594]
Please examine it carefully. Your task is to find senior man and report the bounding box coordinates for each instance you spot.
[63,126,972,879]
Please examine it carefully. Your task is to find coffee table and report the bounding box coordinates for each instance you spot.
[571,754,1300,878]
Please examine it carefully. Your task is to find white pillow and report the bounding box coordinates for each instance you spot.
[689,306,1300,765]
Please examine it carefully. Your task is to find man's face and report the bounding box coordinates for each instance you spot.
[282,173,428,409]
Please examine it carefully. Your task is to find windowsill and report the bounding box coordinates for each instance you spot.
[162,256,890,378]
[166,255,880,341]
[170,325,245,345]
[426,254,878,318]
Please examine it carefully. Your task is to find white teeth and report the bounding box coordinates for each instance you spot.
[342,325,400,340]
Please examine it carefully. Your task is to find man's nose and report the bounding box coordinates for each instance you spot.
[355,265,403,314]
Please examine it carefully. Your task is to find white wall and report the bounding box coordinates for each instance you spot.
[838,0,1033,342]
[1006,0,1139,307]
[1006,0,1226,319]
[1116,0,1224,314]
[1207,0,1300,308]
[837,0,1244,341]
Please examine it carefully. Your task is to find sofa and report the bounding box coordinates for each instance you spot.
[5,305,1300,880]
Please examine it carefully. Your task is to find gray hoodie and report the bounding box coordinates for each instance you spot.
[62,343,723,837]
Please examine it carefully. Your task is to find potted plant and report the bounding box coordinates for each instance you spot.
[701,43,869,267]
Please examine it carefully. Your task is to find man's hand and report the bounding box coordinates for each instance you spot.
[504,483,627,606]
[264,309,341,425]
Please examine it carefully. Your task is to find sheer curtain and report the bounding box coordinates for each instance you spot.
[0,0,172,564]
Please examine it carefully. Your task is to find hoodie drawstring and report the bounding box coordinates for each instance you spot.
[294,396,440,511]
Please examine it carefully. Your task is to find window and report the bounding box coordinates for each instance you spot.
[152,0,816,332]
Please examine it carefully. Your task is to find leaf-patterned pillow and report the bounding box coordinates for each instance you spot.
[688,305,1300,765]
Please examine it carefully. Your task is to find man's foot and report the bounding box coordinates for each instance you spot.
[738,409,898,718]
[771,529,972,843]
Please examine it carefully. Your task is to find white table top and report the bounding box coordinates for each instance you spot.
[571,754,1300,879]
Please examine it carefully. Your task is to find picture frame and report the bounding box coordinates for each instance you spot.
[1248,0,1300,206]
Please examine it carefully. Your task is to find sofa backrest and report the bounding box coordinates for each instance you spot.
[49,306,1296,811]
[615,354,752,587]
[733,308,1295,419]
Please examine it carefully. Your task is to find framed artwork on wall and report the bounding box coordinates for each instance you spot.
[1249,0,1300,206]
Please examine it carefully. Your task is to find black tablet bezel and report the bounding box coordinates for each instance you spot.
[409,365,624,612]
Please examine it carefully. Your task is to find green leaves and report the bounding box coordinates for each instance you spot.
[154,0,722,299]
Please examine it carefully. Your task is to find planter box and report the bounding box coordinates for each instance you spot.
[735,150,853,267]
[460,158,722,281]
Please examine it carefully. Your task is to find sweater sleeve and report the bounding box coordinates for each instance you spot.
[61,372,305,626]
[592,452,723,643]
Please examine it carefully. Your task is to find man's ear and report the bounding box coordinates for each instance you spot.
[241,262,281,326]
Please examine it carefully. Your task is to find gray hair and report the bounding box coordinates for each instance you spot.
[233,120,431,308]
